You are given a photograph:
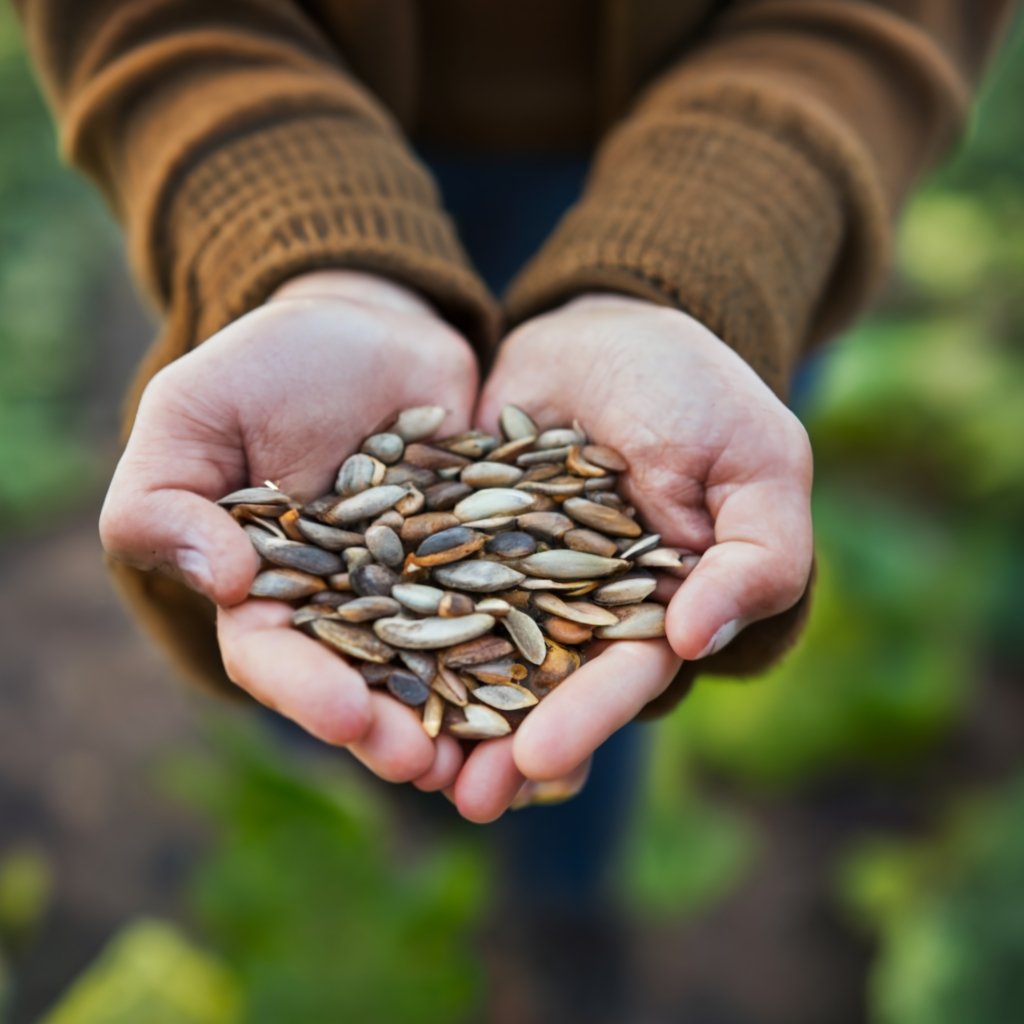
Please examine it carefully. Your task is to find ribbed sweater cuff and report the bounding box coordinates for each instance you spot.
[160,114,498,354]
[505,109,847,397]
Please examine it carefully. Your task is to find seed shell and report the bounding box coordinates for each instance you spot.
[472,684,539,711]
[311,619,396,663]
[501,607,547,665]
[373,613,497,650]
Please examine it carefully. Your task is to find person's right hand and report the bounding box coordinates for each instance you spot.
[99,270,478,792]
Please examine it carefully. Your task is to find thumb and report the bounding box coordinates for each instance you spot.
[99,484,259,606]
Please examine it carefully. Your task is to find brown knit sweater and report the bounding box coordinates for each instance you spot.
[14,0,1013,706]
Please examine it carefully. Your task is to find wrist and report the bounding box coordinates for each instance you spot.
[267,269,439,319]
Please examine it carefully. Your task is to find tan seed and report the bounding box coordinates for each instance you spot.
[403,443,470,470]
[432,561,526,593]
[400,512,460,545]
[487,436,536,463]
[563,528,619,557]
[336,453,385,495]
[324,485,407,526]
[364,524,404,567]
[619,534,662,560]
[501,607,547,665]
[249,569,326,600]
[565,445,606,478]
[532,641,581,692]
[517,445,571,466]
[594,602,667,640]
[335,596,402,623]
[360,432,405,464]
[542,616,594,645]
[443,635,515,667]
[447,703,511,739]
[466,657,520,685]
[516,511,574,540]
[421,692,444,737]
[311,619,397,663]
[516,550,629,580]
[592,577,658,605]
[460,461,524,488]
[424,480,472,511]
[453,487,535,522]
[383,462,438,489]
[398,649,438,683]
[531,592,619,626]
[475,597,512,617]
[432,664,470,706]
[392,583,445,615]
[373,613,496,650]
[296,519,364,551]
[562,497,641,538]
[217,486,290,507]
[500,404,538,441]
[472,683,538,711]
[582,444,627,472]
[390,405,447,442]
[438,591,476,617]
[535,428,585,449]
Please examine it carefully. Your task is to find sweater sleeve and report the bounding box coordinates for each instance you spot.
[505,0,1013,396]
[507,0,1011,708]
[15,0,498,390]
[13,0,497,700]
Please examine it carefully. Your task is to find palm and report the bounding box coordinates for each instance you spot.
[442,295,813,822]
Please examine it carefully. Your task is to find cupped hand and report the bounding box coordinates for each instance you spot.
[99,270,479,789]
[449,293,813,822]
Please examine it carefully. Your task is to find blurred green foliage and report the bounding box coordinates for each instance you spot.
[40,920,242,1024]
[0,5,115,526]
[838,777,1024,1024]
[163,722,485,1024]
[0,845,52,948]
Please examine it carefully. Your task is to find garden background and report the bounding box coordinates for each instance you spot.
[1,7,1022,1022]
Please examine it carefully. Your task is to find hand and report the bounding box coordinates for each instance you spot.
[99,270,479,790]
[448,293,813,821]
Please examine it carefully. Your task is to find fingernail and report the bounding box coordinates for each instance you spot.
[698,618,742,659]
[175,548,213,593]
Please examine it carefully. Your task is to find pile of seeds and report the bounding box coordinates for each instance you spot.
[218,405,696,739]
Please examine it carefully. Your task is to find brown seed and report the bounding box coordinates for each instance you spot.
[516,476,586,497]
[460,461,525,488]
[361,432,405,464]
[590,492,628,509]
[438,591,476,617]
[594,602,667,640]
[278,508,304,540]
[400,512,460,545]
[565,445,606,478]
[291,605,339,630]
[350,563,399,597]
[432,663,470,706]
[466,657,520,685]
[373,613,497,650]
[403,443,469,470]
[230,503,290,521]
[422,692,444,737]
[501,607,548,665]
[562,497,641,538]
[516,511,574,540]
[485,531,537,559]
[414,526,486,567]
[563,528,619,557]
[323,485,408,526]
[487,436,536,463]
[249,569,326,600]
[311,619,396,663]
[432,560,526,593]
[532,641,581,693]
[584,476,617,492]
[443,634,515,668]
[582,444,627,472]
[383,462,438,489]
[295,519,364,551]
[326,572,352,591]
[453,488,535,522]
[542,616,594,645]
[591,577,658,605]
[387,669,431,707]
[531,592,620,626]
[364,524,404,567]
[519,463,563,483]
[447,703,512,739]
[335,595,402,622]
[637,547,700,578]
[424,480,473,511]
[301,493,339,519]
[499,405,538,442]
[389,405,447,442]
[472,683,539,711]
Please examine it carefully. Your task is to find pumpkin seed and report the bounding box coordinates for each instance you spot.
[311,619,396,663]
[500,404,538,441]
[472,683,538,711]
[594,603,667,640]
[447,703,511,739]
[373,613,496,650]
[249,569,326,600]
[562,497,641,538]
[501,607,547,665]
[517,550,629,580]
[432,561,526,592]
[323,485,407,525]
[390,405,447,442]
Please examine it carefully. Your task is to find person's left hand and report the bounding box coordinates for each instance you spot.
[445,293,813,822]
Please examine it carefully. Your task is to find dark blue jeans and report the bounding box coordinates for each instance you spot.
[427,150,646,909]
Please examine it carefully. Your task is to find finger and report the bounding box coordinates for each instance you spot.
[413,735,465,793]
[100,481,258,607]
[451,737,526,824]
[347,692,436,784]
[665,475,813,661]
[514,640,681,781]
[217,601,372,744]
[512,757,592,809]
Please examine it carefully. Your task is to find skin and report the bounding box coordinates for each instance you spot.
[100,275,813,822]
